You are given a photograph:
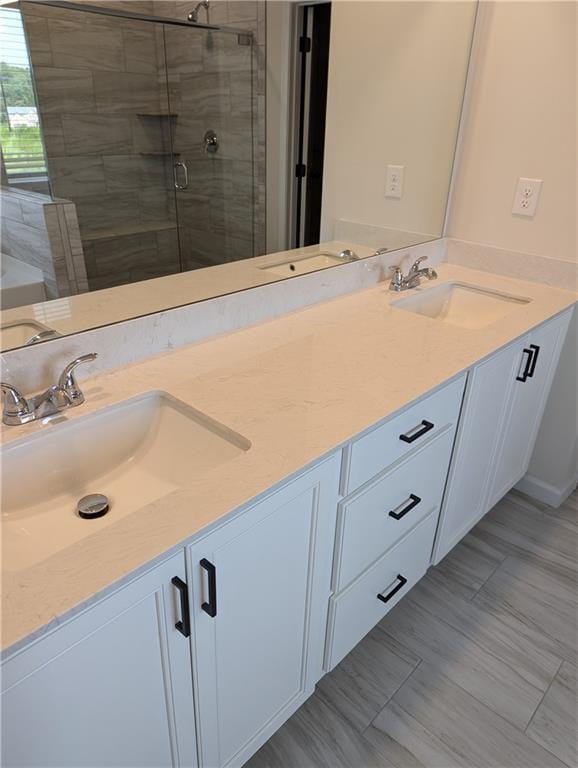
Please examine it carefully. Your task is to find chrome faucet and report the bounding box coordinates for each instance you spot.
[389,256,438,292]
[1,353,97,426]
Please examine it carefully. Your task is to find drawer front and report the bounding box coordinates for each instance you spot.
[325,510,437,671]
[342,375,465,494]
[336,428,454,590]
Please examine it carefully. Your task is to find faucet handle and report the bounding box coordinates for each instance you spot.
[1,383,30,422]
[57,353,98,405]
[410,255,428,269]
[389,265,404,291]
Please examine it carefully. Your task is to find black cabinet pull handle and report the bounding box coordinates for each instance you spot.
[171,577,191,638]
[516,344,536,383]
[527,344,540,378]
[377,574,408,604]
[399,420,434,444]
[200,558,217,618]
[389,494,421,520]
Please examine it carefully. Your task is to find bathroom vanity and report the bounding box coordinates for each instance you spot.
[1,265,575,768]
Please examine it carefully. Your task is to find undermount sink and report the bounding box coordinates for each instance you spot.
[1,391,250,571]
[392,282,531,329]
[260,252,354,278]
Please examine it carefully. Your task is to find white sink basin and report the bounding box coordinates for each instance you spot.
[260,252,353,278]
[1,391,250,571]
[393,282,531,329]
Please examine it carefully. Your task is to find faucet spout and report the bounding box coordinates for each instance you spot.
[1,352,98,427]
[388,256,438,292]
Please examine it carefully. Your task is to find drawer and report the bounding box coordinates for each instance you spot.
[325,510,437,671]
[341,375,465,494]
[335,428,454,590]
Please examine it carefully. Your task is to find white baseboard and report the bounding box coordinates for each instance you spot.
[515,472,578,508]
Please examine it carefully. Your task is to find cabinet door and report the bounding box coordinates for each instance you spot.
[2,552,197,768]
[188,454,340,768]
[433,342,520,564]
[488,311,572,506]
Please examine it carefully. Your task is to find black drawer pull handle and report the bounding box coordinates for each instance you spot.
[171,576,191,638]
[527,344,540,378]
[389,494,421,520]
[200,558,217,618]
[516,347,533,382]
[377,574,408,604]
[399,420,434,444]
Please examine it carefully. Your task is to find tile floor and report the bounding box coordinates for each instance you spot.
[247,489,577,768]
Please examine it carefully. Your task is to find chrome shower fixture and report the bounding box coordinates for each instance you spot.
[188,0,210,23]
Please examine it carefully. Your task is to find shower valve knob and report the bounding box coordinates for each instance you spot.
[204,130,219,154]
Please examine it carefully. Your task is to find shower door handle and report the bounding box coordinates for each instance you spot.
[174,161,188,190]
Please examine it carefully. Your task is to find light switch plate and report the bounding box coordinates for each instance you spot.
[385,165,404,199]
[512,177,542,217]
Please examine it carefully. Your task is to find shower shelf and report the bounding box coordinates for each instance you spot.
[83,221,177,242]
[139,151,179,157]
[136,113,179,118]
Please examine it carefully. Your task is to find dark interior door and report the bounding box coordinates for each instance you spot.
[295,2,331,248]
[304,3,331,246]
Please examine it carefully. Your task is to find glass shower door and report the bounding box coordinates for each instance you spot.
[163,25,256,271]
[22,3,182,292]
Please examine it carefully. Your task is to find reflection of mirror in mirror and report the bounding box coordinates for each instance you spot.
[0,0,477,352]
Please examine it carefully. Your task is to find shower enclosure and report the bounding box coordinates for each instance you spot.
[20,1,257,291]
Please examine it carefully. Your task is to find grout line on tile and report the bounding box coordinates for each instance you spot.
[467,556,506,602]
[362,657,424,735]
[523,658,564,735]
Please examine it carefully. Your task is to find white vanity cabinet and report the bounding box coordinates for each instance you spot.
[486,312,572,507]
[434,309,572,564]
[1,552,197,768]
[325,376,465,670]
[187,453,341,768]
[2,306,572,768]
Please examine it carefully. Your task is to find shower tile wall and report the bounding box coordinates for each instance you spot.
[22,0,266,291]
[23,3,179,290]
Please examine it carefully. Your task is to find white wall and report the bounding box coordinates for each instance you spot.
[448,1,577,264]
[321,0,477,242]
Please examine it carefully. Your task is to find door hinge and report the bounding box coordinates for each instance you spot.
[299,35,311,53]
[295,163,307,178]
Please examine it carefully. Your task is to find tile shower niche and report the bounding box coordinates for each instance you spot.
[22,2,258,290]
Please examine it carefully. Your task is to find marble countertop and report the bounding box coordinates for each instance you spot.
[2,264,576,654]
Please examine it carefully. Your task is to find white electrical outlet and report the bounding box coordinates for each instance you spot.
[385,165,404,199]
[512,177,542,217]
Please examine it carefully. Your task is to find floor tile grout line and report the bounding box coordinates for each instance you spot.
[379,658,571,768]
[475,505,578,572]
[361,664,558,768]
[466,552,508,602]
[525,726,574,768]
[315,642,425,737]
[524,657,564,734]
[362,656,424,735]
[400,579,558,700]
[469,539,578,604]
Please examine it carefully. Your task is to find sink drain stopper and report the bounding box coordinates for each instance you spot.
[77,493,110,519]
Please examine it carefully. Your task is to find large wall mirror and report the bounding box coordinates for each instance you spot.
[0,0,478,351]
